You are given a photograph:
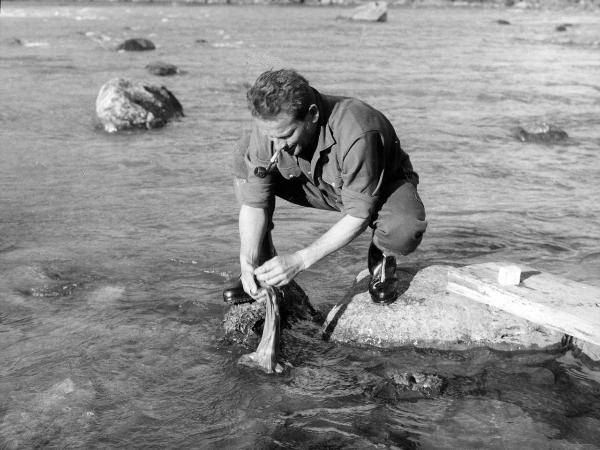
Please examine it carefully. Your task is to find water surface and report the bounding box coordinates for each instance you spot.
[1,3,600,448]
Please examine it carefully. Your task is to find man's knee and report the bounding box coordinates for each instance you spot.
[374,215,427,256]
[372,182,427,256]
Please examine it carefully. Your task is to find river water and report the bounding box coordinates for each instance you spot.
[1,2,599,448]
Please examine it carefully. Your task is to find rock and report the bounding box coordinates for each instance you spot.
[2,265,78,299]
[116,38,155,52]
[497,19,511,25]
[145,61,179,76]
[95,77,184,133]
[555,24,573,33]
[222,280,321,348]
[367,369,446,401]
[336,1,388,23]
[323,266,565,352]
[356,363,446,402]
[513,123,568,143]
[5,37,23,46]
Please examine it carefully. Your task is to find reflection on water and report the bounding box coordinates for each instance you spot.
[1,2,600,448]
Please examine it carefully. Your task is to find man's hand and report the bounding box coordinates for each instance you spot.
[240,267,271,302]
[254,253,305,287]
[240,269,261,299]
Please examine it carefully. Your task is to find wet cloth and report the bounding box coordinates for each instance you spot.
[232,89,427,256]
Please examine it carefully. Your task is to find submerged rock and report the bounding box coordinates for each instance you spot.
[5,37,23,46]
[367,369,446,401]
[145,61,180,76]
[2,265,79,299]
[513,123,568,143]
[323,265,565,352]
[95,77,184,133]
[116,38,155,52]
[222,280,321,349]
[336,1,388,23]
[555,23,573,32]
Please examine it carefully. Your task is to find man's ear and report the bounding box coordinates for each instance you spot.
[308,104,319,124]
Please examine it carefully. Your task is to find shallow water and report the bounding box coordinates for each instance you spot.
[1,2,600,449]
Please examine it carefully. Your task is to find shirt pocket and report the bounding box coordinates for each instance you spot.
[321,165,343,190]
[277,164,302,180]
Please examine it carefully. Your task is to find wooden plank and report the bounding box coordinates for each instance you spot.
[447,262,600,353]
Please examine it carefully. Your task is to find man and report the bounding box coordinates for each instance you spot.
[224,69,427,305]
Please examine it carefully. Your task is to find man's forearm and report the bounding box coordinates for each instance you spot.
[239,204,269,270]
[296,214,369,269]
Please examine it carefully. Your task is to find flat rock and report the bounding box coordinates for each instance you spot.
[323,265,564,352]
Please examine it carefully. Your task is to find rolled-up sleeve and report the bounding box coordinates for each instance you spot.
[232,128,275,209]
[340,131,384,219]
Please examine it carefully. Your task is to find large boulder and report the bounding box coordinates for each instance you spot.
[323,265,565,352]
[337,1,388,23]
[95,77,184,133]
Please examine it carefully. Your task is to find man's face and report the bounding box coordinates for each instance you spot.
[255,105,319,157]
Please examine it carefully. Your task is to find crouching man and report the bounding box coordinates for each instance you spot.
[224,69,427,305]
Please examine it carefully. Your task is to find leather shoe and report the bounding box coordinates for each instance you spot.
[367,243,398,304]
[223,277,255,305]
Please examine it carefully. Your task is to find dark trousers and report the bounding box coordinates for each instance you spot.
[270,172,427,257]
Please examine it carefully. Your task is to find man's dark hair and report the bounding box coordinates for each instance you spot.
[246,69,313,120]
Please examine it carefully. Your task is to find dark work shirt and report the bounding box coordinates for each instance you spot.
[235,89,418,219]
